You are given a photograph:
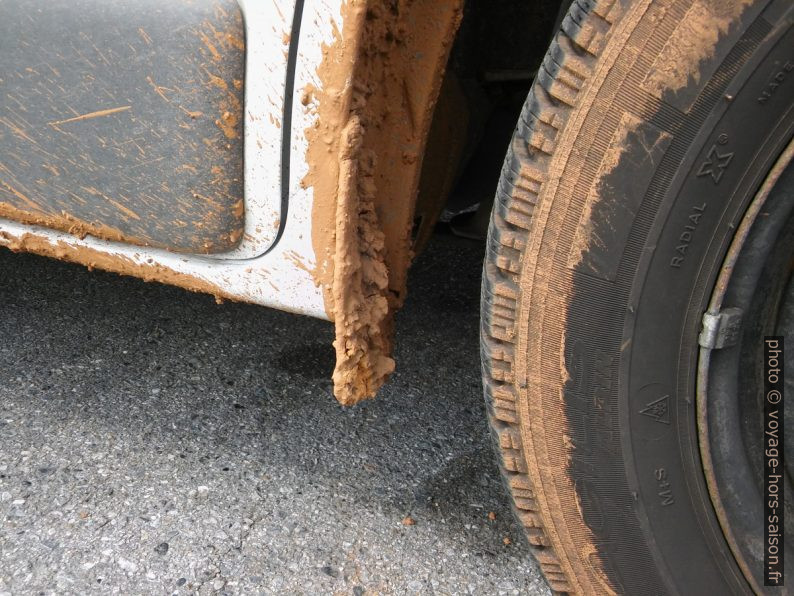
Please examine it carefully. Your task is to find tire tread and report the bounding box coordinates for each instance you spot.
[480,1,624,592]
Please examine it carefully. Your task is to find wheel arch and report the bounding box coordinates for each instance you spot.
[306,0,566,404]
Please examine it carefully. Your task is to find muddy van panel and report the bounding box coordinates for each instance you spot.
[0,0,246,254]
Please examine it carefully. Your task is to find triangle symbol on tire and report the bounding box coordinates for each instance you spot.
[639,394,670,424]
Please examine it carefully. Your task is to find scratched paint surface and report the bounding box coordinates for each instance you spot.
[0,0,245,254]
[0,0,325,319]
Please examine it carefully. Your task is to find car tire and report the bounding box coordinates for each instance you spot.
[481,0,793,593]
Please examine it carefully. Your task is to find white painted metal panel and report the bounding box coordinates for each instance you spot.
[0,0,346,320]
[219,0,293,259]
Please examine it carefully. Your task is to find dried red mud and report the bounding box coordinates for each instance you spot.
[304,0,463,404]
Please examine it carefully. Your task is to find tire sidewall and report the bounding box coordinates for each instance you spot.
[563,9,794,594]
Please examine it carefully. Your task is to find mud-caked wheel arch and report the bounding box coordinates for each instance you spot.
[481,0,793,593]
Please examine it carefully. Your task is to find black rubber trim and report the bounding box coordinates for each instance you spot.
[267,0,305,256]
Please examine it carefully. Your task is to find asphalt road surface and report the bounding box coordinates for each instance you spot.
[0,232,549,595]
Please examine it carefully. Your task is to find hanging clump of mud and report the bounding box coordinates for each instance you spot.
[303,0,463,405]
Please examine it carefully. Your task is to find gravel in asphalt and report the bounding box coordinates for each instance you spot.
[0,232,549,595]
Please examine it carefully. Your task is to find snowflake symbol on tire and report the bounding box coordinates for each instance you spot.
[697,144,734,184]
[639,394,671,425]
